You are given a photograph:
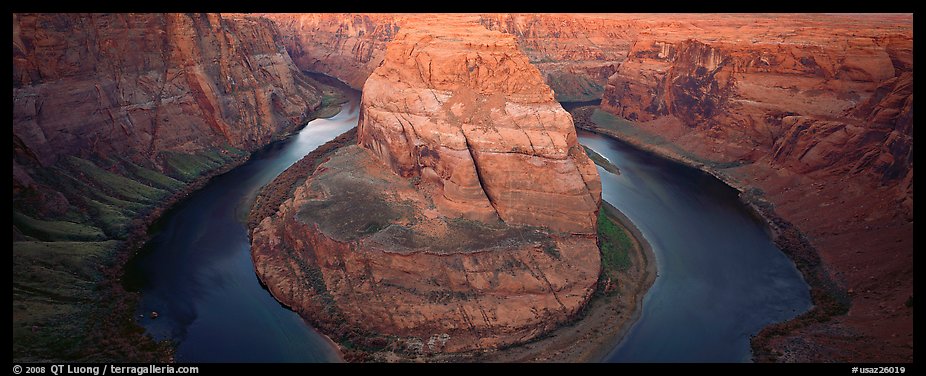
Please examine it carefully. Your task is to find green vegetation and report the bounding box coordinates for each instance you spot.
[306,77,349,119]
[13,212,106,242]
[597,209,634,285]
[304,71,350,108]
[320,90,348,107]
[63,156,169,204]
[122,160,185,191]
[161,150,231,182]
[44,167,146,215]
[14,146,249,362]
[13,241,116,289]
[84,198,134,238]
[13,240,172,361]
[312,104,343,119]
[590,108,661,142]
[13,71,351,361]
[12,240,118,360]
[222,145,249,157]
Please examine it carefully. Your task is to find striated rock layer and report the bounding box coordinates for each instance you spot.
[256,12,912,362]
[599,15,913,191]
[250,19,602,356]
[14,13,321,165]
[589,13,912,362]
[13,13,325,221]
[261,13,631,102]
[12,13,332,361]
[258,13,404,89]
[358,19,602,234]
[478,14,633,102]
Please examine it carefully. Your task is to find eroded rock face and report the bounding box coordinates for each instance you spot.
[478,14,633,102]
[599,15,913,190]
[262,13,632,101]
[252,145,600,354]
[11,13,330,361]
[358,19,602,234]
[260,13,404,89]
[13,13,323,217]
[250,19,602,356]
[13,13,320,164]
[588,13,913,362]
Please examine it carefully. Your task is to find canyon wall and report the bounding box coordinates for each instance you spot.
[13,13,327,224]
[585,14,913,362]
[14,13,322,166]
[12,13,330,361]
[250,19,601,359]
[477,14,633,102]
[259,13,403,89]
[599,14,913,196]
[262,13,630,102]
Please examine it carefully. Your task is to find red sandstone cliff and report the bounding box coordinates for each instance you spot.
[13,13,324,222]
[255,12,915,363]
[250,19,601,359]
[588,13,912,362]
[600,17,913,192]
[14,12,912,362]
[260,13,404,89]
[14,13,321,163]
[262,13,631,102]
[478,14,633,102]
[358,19,602,233]
[12,13,329,361]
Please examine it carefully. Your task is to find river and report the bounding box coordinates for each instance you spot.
[124,89,360,362]
[126,91,810,362]
[578,130,811,362]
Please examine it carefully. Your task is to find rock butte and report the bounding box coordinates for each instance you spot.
[261,13,912,362]
[250,18,602,356]
[358,18,602,233]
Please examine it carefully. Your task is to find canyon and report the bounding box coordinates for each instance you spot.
[11,12,912,363]
[263,13,632,102]
[249,18,602,359]
[12,13,342,361]
[260,13,913,362]
[588,14,913,362]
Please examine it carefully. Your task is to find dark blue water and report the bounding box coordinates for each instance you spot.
[126,90,810,362]
[126,92,360,362]
[577,130,811,362]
